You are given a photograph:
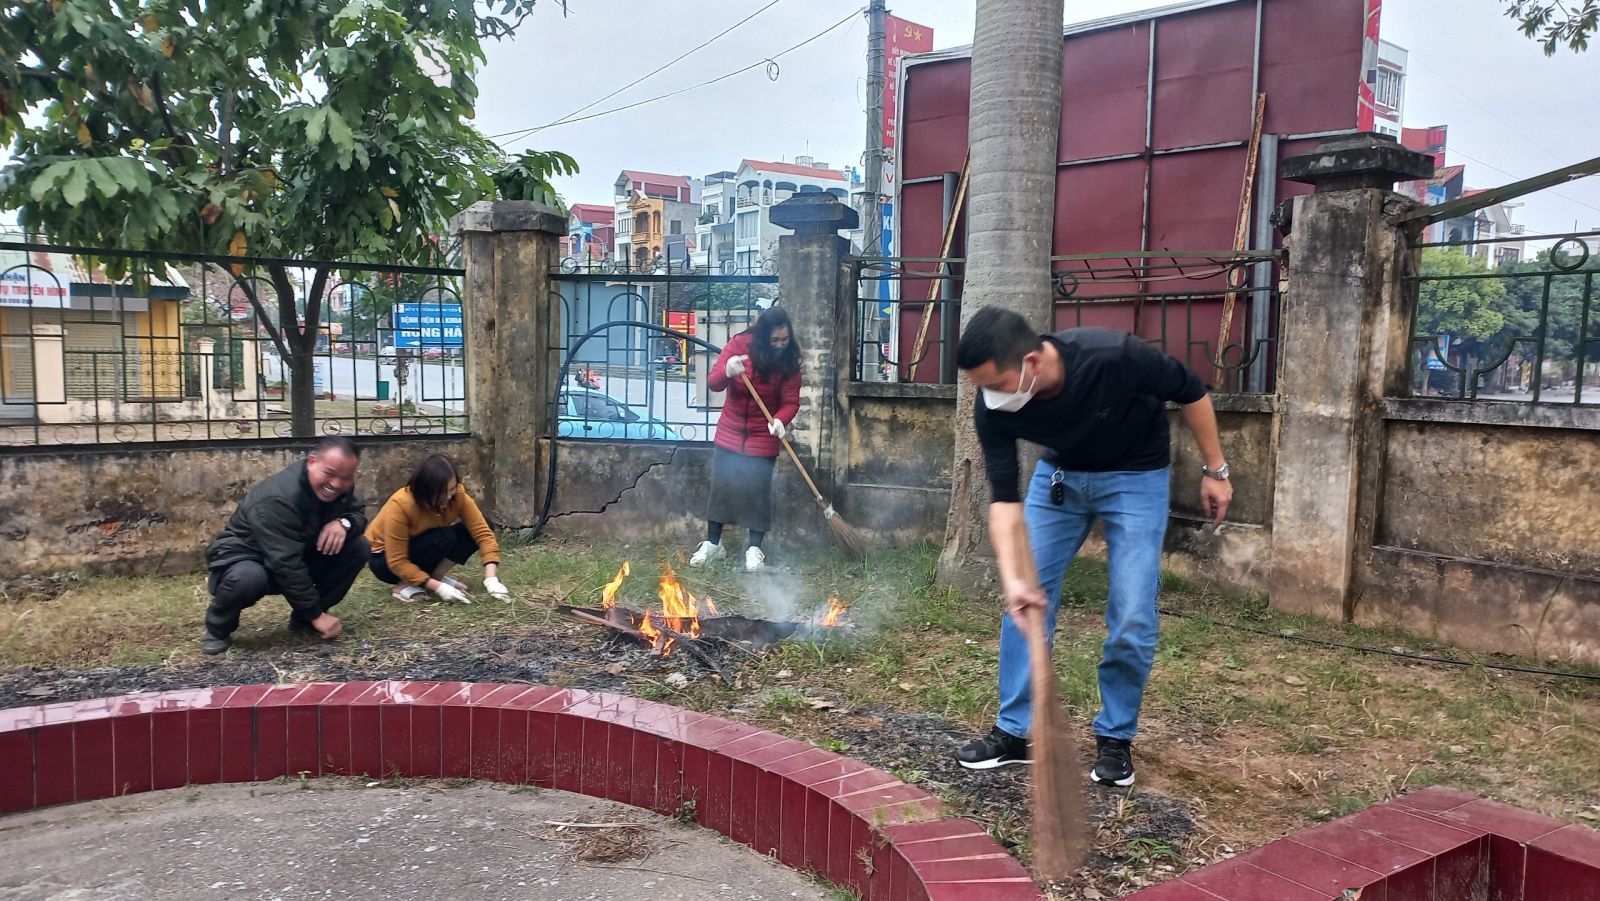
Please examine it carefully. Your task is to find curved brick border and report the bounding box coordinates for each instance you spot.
[0,681,1044,901]
[1126,786,1600,900]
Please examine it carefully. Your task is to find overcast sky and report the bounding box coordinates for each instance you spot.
[479,0,1599,236]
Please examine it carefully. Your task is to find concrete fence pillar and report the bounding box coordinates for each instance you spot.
[31,323,69,425]
[235,338,260,401]
[1268,134,1434,620]
[197,337,227,420]
[450,200,566,528]
[772,193,860,528]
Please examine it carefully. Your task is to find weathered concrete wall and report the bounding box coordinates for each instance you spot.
[840,383,957,545]
[1376,420,1600,572]
[1,438,477,577]
[1357,546,1600,663]
[1165,399,1277,592]
[1348,416,1600,663]
[835,383,1281,587]
[535,440,824,554]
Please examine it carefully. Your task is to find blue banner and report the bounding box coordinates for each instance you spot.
[394,302,464,348]
[877,201,894,318]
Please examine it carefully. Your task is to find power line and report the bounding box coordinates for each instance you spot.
[492,6,866,142]
[534,0,788,134]
[1443,147,1600,218]
[1408,54,1569,164]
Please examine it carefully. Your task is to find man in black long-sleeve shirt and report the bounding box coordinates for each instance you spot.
[953,308,1232,787]
[200,436,370,655]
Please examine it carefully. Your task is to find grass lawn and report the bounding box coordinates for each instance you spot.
[3,538,1598,896]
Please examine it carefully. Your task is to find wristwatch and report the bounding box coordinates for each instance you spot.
[338,517,353,530]
[1202,463,1230,481]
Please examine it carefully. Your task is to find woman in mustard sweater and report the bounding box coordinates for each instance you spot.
[367,454,508,602]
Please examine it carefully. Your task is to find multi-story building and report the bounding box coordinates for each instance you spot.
[727,157,849,272]
[563,204,615,263]
[694,171,740,271]
[1373,40,1407,139]
[1460,190,1528,267]
[612,170,700,270]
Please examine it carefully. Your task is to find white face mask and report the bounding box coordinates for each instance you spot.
[981,362,1038,412]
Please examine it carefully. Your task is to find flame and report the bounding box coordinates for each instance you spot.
[657,563,702,640]
[703,596,720,617]
[600,561,630,609]
[820,597,848,628]
[639,610,667,653]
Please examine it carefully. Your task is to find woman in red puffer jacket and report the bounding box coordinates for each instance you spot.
[690,306,802,572]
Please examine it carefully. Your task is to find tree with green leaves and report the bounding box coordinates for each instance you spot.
[1505,1,1599,54]
[0,0,569,435]
[1416,247,1524,392]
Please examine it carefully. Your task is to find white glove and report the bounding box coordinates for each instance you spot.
[483,576,509,601]
[767,419,786,440]
[434,581,471,604]
[725,354,748,380]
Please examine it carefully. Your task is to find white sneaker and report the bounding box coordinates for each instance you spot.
[690,541,725,567]
[744,546,766,572]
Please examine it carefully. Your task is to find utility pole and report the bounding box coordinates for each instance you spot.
[862,0,887,257]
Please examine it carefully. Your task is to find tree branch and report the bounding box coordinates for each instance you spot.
[268,264,305,351]
[302,265,331,338]
[223,268,289,358]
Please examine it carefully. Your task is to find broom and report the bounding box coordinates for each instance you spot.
[1013,521,1088,880]
[738,371,866,559]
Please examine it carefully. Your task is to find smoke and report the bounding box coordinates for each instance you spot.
[740,566,853,631]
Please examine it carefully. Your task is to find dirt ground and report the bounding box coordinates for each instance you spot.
[3,540,1598,899]
[0,781,831,901]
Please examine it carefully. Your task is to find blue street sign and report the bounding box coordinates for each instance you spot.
[394,302,464,348]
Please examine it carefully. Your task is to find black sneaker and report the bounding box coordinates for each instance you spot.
[955,726,1031,770]
[1091,736,1135,786]
[200,633,231,656]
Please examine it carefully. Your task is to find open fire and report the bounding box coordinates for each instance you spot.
[576,561,848,660]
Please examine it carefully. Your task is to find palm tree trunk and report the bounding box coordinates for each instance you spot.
[939,0,1064,582]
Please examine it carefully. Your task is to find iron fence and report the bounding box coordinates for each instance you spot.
[549,256,778,443]
[1404,230,1598,405]
[854,250,1281,394]
[0,239,467,446]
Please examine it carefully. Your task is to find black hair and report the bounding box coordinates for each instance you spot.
[747,305,801,378]
[956,307,1043,371]
[311,436,361,459]
[407,454,460,513]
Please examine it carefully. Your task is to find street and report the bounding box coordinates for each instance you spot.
[261,352,723,433]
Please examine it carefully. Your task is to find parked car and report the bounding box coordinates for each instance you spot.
[557,388,680,441]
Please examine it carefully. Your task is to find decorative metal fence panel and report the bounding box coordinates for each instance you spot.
[549,258,779,443]
[1404,230,1598,405]
[0,239,467,446]
[855,250,1281,394]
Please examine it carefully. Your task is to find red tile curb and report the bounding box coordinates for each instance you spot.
[0,681,1043,900]
[1128,789,1596,900]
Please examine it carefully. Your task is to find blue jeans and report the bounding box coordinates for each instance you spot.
[995,461,1170,741]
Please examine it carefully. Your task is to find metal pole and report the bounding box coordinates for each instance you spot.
[862,0,887,256]
[939,170,960,384]
[861,0,888,381]
[1249,133,1279,394]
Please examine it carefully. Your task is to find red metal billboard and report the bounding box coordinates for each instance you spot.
[894,0,1373,382]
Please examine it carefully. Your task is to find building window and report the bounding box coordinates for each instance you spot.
[1496,247,1521,267]
[737,211,758,240]
[1375,67,1403,111]
[669,221,682,236]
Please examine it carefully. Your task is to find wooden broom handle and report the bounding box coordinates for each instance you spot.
[1013,522,1051,652]
[739,370,828,507]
